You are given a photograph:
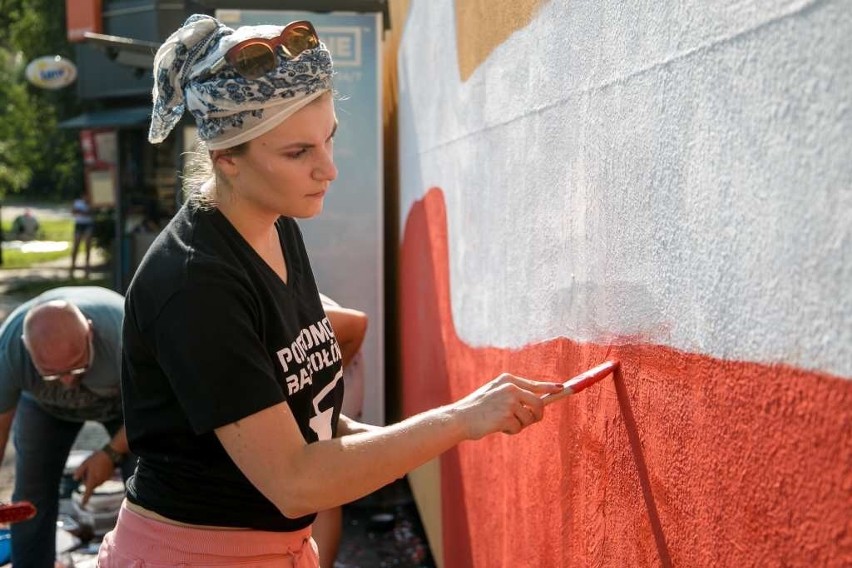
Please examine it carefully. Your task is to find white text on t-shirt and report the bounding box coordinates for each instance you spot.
[275,317,342,396]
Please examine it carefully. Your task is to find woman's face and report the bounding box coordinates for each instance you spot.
[221,93,338,219]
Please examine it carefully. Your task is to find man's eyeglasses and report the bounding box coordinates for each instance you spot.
[205,20,320,80]
[38,334,94,382]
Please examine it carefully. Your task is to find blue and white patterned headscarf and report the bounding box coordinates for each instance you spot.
[149,14,333,150]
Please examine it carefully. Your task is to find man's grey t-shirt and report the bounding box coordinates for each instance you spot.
[0,286,124,422]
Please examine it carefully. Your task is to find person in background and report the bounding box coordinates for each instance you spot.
[0,286,135,567]
[98,15,562,567]
[10,209,40,241]
[313,294,369,567]
[70,192,95,278]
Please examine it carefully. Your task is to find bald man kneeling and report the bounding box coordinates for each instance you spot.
[0,286,135,567]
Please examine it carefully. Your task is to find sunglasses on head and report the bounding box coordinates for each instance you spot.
[205,20,320,80]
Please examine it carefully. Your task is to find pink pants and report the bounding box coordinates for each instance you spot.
[97,501,319,567]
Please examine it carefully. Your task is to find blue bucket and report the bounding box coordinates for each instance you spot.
[0,528,11,564]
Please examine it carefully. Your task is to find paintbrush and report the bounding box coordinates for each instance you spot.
[0,501,37,524]
[541,360,619,405]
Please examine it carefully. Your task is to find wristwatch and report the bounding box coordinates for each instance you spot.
[100,442,124,465]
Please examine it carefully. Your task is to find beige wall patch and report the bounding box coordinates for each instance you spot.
[455,0,543,81]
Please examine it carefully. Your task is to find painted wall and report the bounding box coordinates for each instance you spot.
[396,1,852,566]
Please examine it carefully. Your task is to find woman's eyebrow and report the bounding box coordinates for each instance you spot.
[277,121,338,151]
[278,141,313,151]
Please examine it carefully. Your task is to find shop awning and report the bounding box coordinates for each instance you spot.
[58,106,151,129]
[83,32,160,69]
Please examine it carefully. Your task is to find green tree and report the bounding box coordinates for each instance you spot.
[0,0,81,200]
[0,48,45,195]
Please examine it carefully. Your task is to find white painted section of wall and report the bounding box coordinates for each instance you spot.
[398,0,852,377]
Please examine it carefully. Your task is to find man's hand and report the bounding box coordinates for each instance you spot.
[72,451,116,507]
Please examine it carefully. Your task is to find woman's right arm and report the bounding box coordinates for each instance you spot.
[151,283,561,518]
[215,374,561,518]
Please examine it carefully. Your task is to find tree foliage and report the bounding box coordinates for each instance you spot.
[0,0,81,200]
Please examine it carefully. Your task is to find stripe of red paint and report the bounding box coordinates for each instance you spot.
[400,187,852,568]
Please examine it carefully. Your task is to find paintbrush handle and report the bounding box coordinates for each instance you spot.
[542,360,619,406]
[0,500,37,524]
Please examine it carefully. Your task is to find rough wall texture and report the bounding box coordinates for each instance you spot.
[397,1,851,566]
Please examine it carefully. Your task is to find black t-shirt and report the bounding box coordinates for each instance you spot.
[122,204,344,531]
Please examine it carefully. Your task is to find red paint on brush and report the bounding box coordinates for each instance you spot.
[566,360,619,394]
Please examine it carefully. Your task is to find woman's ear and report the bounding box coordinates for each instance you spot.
[211,150,239,177]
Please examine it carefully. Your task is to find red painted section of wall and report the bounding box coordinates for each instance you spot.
[400,187,852,567]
